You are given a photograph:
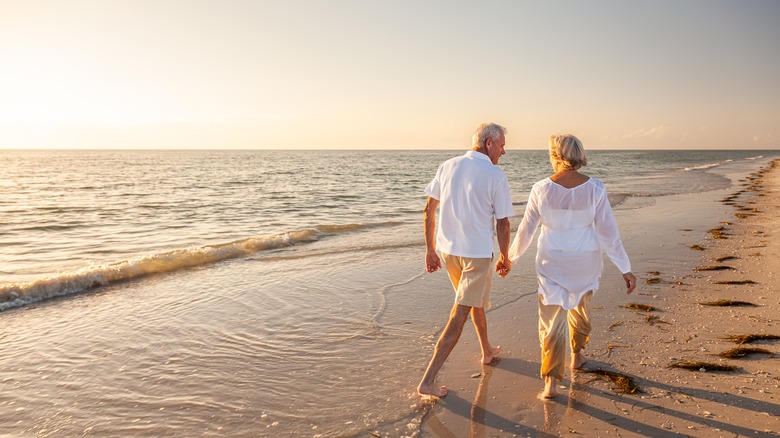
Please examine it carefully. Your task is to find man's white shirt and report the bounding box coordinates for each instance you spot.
[425,151,514,258]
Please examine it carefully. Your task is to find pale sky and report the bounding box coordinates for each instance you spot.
[1,0,778,150]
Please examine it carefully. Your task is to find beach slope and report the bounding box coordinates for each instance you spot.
[420,159,780,437]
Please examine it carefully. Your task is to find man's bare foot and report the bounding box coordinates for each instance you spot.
[482,345,501,365]
[417,382,448,398]
[541,375,558,399]
[571,351,588,369]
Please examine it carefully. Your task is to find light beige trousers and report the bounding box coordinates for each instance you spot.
[538,291,593,381]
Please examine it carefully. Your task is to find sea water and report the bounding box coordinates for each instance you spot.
[0,149,775,436]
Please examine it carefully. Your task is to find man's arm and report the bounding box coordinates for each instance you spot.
[495,217,511,278]
[424,197,442,273]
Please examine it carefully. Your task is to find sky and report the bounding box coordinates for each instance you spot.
[1,0,779,150]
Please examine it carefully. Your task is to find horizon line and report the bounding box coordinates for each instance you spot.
[1,148,779,152]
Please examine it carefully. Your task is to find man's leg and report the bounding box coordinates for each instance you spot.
[418,303,472,397]
[470,307,501,365]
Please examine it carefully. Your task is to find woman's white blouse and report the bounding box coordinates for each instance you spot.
[509,177,631,310]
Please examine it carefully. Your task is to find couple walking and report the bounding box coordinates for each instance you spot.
[418,123,637,399]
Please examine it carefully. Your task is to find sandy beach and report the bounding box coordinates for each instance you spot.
[414,159,780,437]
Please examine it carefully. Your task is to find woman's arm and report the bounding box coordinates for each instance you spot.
[508,188,541,263]
[594,187,631,274]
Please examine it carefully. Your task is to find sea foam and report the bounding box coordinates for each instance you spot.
[684,162,722,171]
[0,222,399,312]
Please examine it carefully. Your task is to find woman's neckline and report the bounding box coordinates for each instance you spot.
[547,176,591,189]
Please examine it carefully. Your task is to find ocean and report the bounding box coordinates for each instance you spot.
[0,149,776,436]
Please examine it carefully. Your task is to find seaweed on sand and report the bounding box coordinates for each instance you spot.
[714,280,758,285]
[695,265,736,271]
[690,244,706,251]
[576,369,642,394]
[626,303,658,312]
[605,344,627,357]
[645,315,669,325]
[708,226,730,239]
[699,300,757,307]
[645,277,662,284]
[668,361,738,372]
[715,256,738,262]
[721,334,780,345]
[717,347,775,359]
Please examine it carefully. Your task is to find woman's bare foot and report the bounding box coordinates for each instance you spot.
[482,345,501,365]
[541,375,559,399]
[417,382,448,398]
[571,351,588,369]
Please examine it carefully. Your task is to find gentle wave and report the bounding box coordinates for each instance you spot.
[0,221,401,312]
[249,241,423,262]
[683,162,721,171]
[608,193,630,207]
[683,159,737,171]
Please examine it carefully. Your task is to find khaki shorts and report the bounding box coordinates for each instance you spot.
[441,253,493,308]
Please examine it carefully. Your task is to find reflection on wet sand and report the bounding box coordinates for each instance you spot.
[469,363,492,438]
[424,358,562,437]
[542,368,589,435]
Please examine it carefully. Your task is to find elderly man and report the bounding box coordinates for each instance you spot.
[417,123,514,398]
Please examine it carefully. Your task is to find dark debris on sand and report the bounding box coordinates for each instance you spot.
[668,360,739,372]
[714,280,758,285]
[708,226,730,239]
[717,347,775,359]
[721,334,780,345]
[576,369,642,394]
[695,265,736,271]
[625,303,658,312]
[699,300,757,307]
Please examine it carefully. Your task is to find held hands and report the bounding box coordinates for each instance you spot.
[623,272,637,294]
[496,254,512,278]
[426,250,512,278]
[426,250,442,273]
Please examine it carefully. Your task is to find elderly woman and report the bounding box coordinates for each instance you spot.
[509,134,637,398]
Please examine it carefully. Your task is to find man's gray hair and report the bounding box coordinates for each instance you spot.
[472,123,507,150]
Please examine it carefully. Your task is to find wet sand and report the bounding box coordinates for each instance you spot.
[418,159,780,437]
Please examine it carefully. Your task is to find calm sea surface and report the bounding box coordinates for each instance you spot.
[0,149,776,436]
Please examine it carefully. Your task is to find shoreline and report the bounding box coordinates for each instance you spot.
[415,158,780,437]
[2,153,778,437]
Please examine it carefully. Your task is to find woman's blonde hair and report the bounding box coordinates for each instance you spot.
[549,134,587,170]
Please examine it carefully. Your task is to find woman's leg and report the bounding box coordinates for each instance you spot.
[568,291,593,369]
[538,295,567,397]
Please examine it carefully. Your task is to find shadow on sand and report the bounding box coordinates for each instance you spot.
[424,357,778,437]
